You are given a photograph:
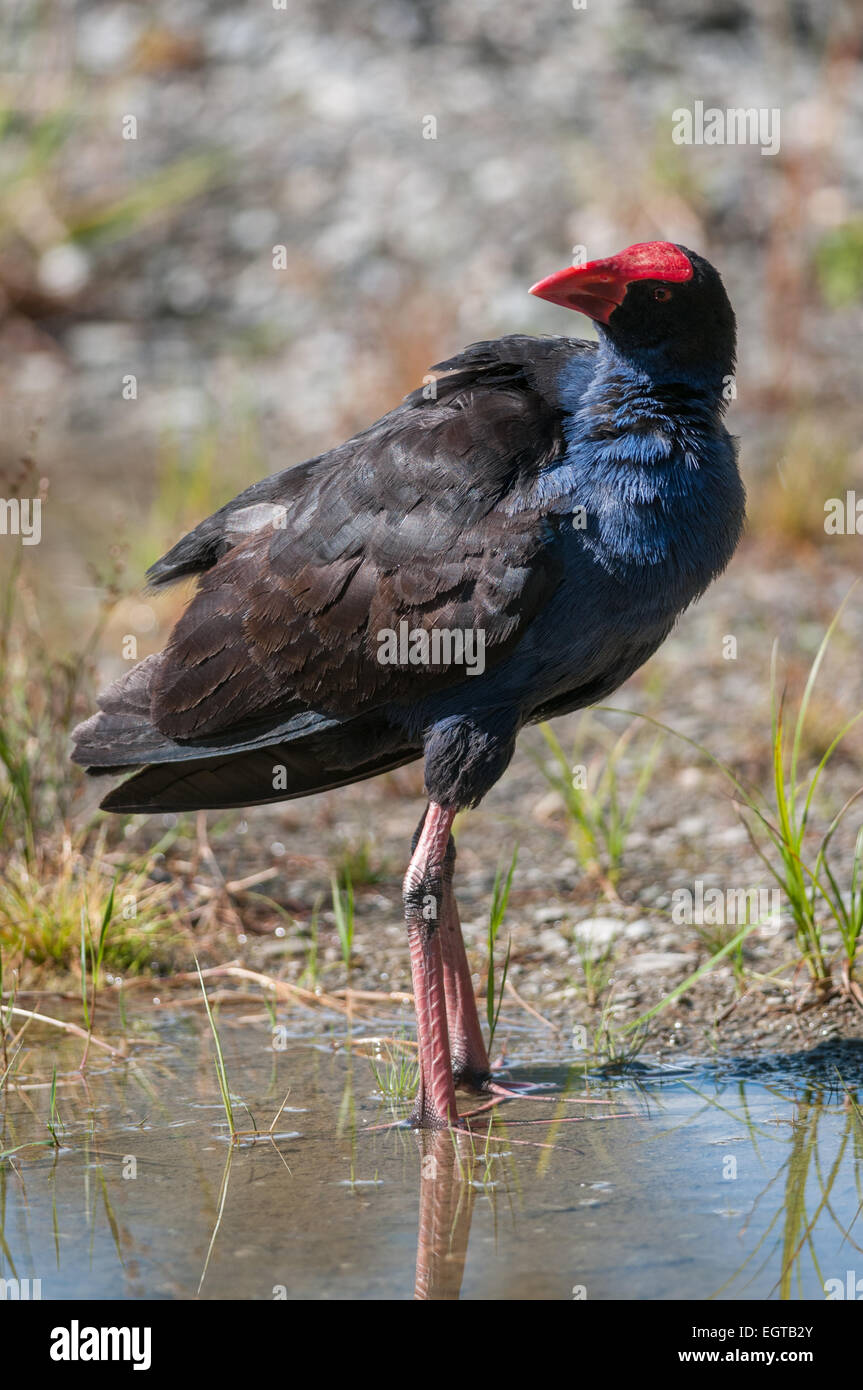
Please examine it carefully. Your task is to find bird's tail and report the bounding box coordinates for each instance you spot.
[71,654,420,813]
[71,654,170,770]
[96,742,419,814]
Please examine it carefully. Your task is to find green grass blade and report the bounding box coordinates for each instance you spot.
[195,958,235,1136]
[487,846,518,1034]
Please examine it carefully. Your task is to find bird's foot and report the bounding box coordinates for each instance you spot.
[483,1077,557,1099]
[452,1057,557,1100]
[456,1071,626,1125]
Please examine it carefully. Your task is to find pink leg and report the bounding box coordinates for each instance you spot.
[403,803,460,1129]
[439,837,492,1090]
[438,831,559,1108]
[406,811,559,1122]
[441,909,549,1103]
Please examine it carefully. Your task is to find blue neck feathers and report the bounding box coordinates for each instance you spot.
[535,338,745,591]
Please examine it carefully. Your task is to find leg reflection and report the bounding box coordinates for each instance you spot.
[413,1128,479,1301]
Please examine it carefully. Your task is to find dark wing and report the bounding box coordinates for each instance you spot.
[145,335,587,590]
[147,337,582,740]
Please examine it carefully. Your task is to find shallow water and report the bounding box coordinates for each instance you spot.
[2,1011,861,1301]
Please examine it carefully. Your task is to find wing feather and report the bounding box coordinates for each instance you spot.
[136,337,588,743]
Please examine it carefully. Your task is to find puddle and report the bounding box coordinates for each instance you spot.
[1,1015,861,1301]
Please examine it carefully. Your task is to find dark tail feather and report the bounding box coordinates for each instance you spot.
[71,654,337,770]
[73,650,421,812]
[99,742,420,813]
[71,655,173,768]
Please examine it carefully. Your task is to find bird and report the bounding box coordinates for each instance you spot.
[72,240,745,1129]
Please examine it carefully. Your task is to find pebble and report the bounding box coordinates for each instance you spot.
[38,244,91,296]
[537,928,569,955]
[533,905,571,924]
[624,919,652,941]
[676,815,706,838]
[620,951,694,975]
[573,917,622,947]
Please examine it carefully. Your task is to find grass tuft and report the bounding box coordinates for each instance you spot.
[537,714,662,889]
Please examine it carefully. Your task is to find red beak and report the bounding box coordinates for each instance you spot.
[529,241,693,324]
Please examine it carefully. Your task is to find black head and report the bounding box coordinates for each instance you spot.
[530,241,736,385]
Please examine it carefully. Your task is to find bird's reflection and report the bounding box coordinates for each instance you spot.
[413,1128,481,1300]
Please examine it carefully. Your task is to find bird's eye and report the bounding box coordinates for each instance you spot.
[653,287,673,303]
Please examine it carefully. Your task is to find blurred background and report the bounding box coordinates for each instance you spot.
[2,0,861,573]
[0,0,861,1023]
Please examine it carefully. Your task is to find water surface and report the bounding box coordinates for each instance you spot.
[2,1011,861,1300]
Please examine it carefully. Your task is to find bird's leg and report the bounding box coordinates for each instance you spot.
[406,812,551,1121]
[438,831,558,1110]
[438,835,493,1092]
[403,803,460,1129]
[409,814,491,1092]
[437,830,550,1103]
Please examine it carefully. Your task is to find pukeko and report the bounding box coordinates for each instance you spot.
[72,241,744,1128]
